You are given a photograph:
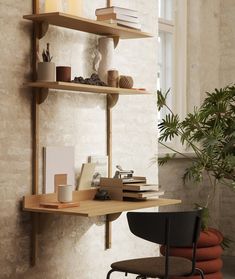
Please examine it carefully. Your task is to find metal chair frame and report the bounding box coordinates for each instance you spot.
[106,211,205,279]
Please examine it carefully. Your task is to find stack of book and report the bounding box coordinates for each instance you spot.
[95,6,141,30]
[122,182,164,200]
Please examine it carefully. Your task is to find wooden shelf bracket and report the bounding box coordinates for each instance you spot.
[107,93,119,109]
[105,212,122,249]
[37,88,49,104]
[36,21,49,39]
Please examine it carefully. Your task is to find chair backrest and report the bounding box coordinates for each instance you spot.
[127,211,201,247]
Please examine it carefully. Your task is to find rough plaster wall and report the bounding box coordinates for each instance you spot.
[187,0,220,110]
[0,1,32,277]
[219,0,235,256]
[0,1,158,278]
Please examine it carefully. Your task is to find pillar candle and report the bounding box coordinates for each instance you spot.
[45,0,63,13]
[67,0,83,17]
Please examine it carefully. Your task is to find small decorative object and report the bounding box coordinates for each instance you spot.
[37,43,55,82]
[91,172,101,187]
[72,73,107,86]
[57,184,73,203]
[56,66,71,82]
[93,48,102,73]
[107,70,119,87]
[45,0,63,12]
[67,0,83,16]
[88,155,108,177]
[94,189,110,201]
[119,75,134,89]
[97,37,115,83]
[113,165,134,181]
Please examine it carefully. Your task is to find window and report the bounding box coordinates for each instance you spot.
[157,0,187,154]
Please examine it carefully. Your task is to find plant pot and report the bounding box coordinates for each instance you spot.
[37,62,55,82]
[160,228,224,279]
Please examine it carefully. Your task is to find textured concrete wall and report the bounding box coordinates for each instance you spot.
[0,1,158,278]
[160,0,221,212]
[219,0,235,256]
[160,0,235,256]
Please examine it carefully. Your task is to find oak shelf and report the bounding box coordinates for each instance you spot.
[25,81,149,95]
[23,189,181,217]
[23,12,153,39]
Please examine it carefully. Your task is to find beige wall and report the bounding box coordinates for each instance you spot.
[0,1,158,278]
[160,0,235,256]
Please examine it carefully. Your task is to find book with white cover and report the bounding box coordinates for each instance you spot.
[95,6,138,18]
[99,19,141,30]
[123,183,159,191]
[123,190,164,199]
[97,13,140,23]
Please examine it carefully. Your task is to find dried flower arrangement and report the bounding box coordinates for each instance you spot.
[42,43,53,62]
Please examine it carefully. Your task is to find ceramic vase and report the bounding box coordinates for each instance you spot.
[97,37,115,83]
[37,62,55,82]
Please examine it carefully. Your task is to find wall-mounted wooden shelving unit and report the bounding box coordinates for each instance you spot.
[23,0,178,268]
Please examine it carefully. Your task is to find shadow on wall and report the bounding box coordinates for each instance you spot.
[17,211,104,278]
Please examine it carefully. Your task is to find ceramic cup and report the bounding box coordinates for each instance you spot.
[57,185,73,203]
[56,66,71,82]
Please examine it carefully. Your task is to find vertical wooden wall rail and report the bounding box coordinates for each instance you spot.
[107,0,112,8]
[107,105,112,178]
[31,0,40,266]
[106,101,112,249]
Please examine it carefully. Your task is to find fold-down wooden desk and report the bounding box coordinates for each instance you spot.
[23,189,181,265]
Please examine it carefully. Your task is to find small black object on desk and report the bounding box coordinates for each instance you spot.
[94,189,111,201]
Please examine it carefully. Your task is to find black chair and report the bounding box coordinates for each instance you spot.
[106,211,204,279]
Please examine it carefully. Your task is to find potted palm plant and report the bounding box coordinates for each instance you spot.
[157,85,235,279]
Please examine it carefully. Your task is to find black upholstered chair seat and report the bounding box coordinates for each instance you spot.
[106,211,205,279]
[111,256,192,278]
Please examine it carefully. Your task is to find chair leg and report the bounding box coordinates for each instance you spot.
[106,269,115,279]
[195,268,205,279]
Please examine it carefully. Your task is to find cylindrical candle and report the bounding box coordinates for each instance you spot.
[57,185,73,203]
[67,0,83,16]
[45,0,63,13]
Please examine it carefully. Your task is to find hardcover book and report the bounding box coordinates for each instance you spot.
[95,6,138,18]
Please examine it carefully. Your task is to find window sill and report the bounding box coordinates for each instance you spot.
[158,151,196,159]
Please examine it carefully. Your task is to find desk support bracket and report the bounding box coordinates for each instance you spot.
[105,213,122,249]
